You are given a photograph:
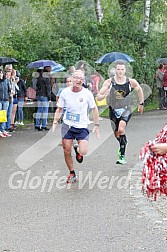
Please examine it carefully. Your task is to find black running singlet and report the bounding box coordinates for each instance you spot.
[108,77,131,109]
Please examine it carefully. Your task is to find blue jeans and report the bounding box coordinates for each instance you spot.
[36,96,49,127]
[6,101,13,130]
[17,97,24,122]
[0,100,9,132]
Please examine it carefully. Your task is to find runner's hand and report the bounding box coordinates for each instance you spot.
[138,104,144,114]
[150,143,167,155]
[92,126,100,139]
[52,121,58,132]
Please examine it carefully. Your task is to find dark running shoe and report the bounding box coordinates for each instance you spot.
[8,128,15,132]
[41,127,50,131]
[10,124,17,129]
[73,144,83,163]
[66,173,77,183]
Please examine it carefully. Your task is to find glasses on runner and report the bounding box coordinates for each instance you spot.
[72,76,84,80]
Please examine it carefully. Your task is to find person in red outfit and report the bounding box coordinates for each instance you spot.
[140,124,167,200]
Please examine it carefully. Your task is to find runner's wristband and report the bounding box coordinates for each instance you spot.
[53,120,58,124]
[139,102,144,105]
[94,124,99,127]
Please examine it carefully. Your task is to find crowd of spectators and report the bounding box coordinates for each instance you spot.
[1,60,167,139]
[0,61,103,137]
[0,64,27,138]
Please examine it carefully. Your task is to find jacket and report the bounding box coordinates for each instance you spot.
[0,78,10,101]
[17,79,27,97]
[36,74,51,100]
[156,70,164,88]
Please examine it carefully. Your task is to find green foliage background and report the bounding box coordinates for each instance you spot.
[0,0,167,103]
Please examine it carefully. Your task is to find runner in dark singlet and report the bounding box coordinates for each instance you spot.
[97,61,144,164]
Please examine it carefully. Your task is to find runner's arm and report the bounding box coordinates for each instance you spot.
[52,107,63,131]
[96,79,110,101]
[92,106,100,139]
[130,78,144,114]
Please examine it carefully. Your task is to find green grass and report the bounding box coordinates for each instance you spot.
[133,100,158,113]
[143,101,158,112]
[99,108,109,117]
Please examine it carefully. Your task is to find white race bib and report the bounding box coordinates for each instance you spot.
[114,108,125,118]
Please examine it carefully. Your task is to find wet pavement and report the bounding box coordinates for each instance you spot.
[0,110,167,252]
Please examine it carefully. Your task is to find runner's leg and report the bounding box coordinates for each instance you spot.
[62,138,74,171]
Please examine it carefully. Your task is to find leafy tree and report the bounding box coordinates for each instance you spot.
[0,0,167,96]
[0,0,16,6]
[117,0,141,16]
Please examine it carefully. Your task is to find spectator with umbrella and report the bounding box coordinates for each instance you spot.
[0,57,18,65]
[163,65,167,104]
[16,71,27,126]
[35,66,51,131]
[155,64,166,110]
[4,65,17,132]
[26,59,65,130]
[0,69,11,137]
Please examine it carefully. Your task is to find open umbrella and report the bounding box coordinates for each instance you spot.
[0,56,18,65]
[50,64,65,73]
[157,58,167,64]
[27,59,63,69]
[95,52,135,64]
[38,64,65,73]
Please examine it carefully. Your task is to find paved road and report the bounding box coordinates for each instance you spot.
[0,110,167,252]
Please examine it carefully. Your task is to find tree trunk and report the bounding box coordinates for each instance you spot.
[94,0,103,23]
[142,0,151,57]
[143,0,151,33]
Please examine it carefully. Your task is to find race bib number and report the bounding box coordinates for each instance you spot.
[66,111,80,122]
[114,108,125,118]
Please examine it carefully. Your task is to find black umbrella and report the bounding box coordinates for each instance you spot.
[157,58,167,64]
[0,56,18,65]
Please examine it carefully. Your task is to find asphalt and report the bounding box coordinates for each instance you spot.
[0,110,167,252]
